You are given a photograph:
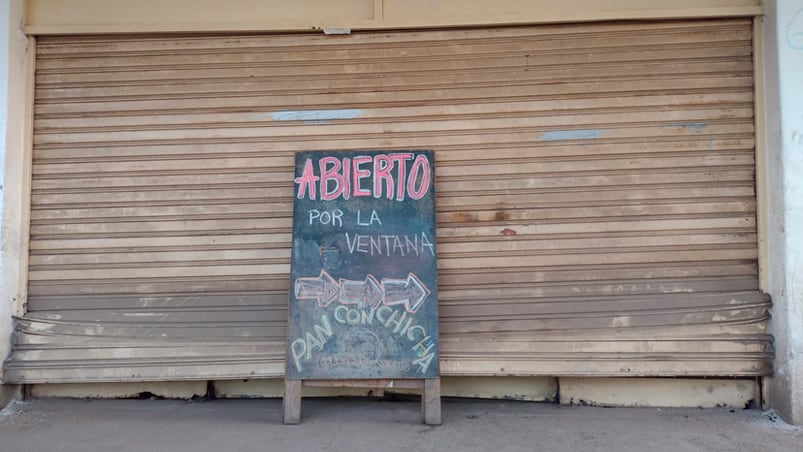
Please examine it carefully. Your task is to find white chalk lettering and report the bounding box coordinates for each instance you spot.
[321,305,436,375]
[334,305,379,326]
[412,333,436,372]
[376,306,393,324]
[406,324,426,342]
[384,309,408,333]
[308,209,343,227]
[357,209,382,227]
[290,338,307,372]
[343,232,371,254]
[412,352,435,373]
[290,314,333,372]
[343,231,435,257]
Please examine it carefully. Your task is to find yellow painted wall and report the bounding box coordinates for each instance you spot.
[560,378,758,408]
[25,0,762,34]
[31,378,559,401]
[30,378,757,409]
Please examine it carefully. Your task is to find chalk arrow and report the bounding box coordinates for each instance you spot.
[381,273,430,314]
[294,270,340,307]
[339,275,383,309]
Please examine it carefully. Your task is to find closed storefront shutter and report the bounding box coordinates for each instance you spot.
[4,18,771,383]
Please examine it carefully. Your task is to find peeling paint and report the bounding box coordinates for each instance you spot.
[270,109,363,123]
[663,122,707,132]
[539,129,601,141]
[27,322,53,333]
[792,130,803,146]
[788,8,803,49]
[610,316,632,328]
[560,378,756,408]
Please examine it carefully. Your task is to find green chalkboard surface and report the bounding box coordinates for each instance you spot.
[286,150,438,380]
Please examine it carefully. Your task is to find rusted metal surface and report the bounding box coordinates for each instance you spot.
[3,18,771,383]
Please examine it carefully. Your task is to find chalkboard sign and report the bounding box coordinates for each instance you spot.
[286,150,438,380]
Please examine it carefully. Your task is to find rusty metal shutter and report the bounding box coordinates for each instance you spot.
[4,18,771,383]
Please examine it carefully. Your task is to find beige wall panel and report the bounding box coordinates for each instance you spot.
[31,377,754,407]
[27,0,374,33]
[384,1,761,25]
[214,378,381,398]
[30,381,207,399]
[559,377,758,408]
[25,0,762,34]
[214,377,558,401]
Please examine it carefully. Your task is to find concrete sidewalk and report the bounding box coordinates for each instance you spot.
[1,397,801,452]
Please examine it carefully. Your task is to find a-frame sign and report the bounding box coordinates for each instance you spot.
[283,150,440,425]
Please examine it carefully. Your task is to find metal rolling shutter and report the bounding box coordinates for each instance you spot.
[4,18,771,383]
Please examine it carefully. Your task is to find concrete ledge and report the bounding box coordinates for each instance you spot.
[215,379,378,398]
[441,376,557,401]
[215,377,558,401]
[30,382,207,399]
[1,384,21,409]
[28,377,756,409]
[559,377,758,408]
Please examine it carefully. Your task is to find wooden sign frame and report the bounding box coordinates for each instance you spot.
[283,150,441,425]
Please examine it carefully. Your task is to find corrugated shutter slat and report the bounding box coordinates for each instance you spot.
[4,18,770,383]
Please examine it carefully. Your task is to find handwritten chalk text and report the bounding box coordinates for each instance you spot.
[344,231,435,257]
[294,152,431,201]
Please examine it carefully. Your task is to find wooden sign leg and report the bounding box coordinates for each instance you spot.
[283,379,302,425]
[422,378,442,425]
